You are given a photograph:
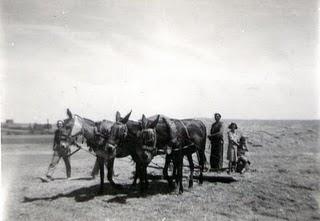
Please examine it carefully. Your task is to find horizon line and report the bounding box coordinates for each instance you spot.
[1,118,320,124]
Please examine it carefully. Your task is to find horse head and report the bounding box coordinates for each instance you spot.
[62,109,83,137]
[135,114,160,164]
[61,109,107,153]
[105,110,132,152]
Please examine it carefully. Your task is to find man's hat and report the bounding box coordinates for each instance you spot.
[228,122,238,129]
[214,113,221,118]
[56,120,64,127]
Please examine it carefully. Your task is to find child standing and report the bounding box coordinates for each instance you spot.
[227,123,239,173]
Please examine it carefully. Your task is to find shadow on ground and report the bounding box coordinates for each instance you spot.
[23,180,171,204]
[148,174,237,183]
[23,174,237,204]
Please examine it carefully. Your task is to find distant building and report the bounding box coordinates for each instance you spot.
[5,119,14,124]
[1,119,54,135]
[32,123,52,130]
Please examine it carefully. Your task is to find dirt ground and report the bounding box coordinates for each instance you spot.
[1,120,319,221]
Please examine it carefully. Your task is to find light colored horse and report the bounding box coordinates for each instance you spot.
[62,109,130,193]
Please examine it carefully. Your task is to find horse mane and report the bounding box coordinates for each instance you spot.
[74,114,96,126]
[83,117,96,126]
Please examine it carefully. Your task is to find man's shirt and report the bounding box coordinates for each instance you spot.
[53,129,68,146]
[209,121,223,141]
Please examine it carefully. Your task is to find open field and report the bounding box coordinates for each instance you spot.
[1,120,320,220]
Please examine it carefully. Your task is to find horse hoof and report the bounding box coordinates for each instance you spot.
[139,190,147,197]
[112,184,123,190]
[168,182,175,190]
[139,187,146,194]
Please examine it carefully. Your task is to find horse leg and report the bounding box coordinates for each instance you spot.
[132,163,139,187]
[173,157,178,186]
[187,153,194,188]
[98,156,104,194]
[143,165,148,189]
[198,149,205,185]
[172,152,183,194]
[164,154,174,189]
[107,158,118,188]
[138,163,146,193]
[177,154,184,194]
[163,155,169,180]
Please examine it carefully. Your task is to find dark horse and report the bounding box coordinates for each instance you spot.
[105,112,207,194]
[62,109,132,193]
[139,115,207,193]
[102,111,160,192]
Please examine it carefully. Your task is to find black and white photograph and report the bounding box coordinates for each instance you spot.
[1,0,319,220]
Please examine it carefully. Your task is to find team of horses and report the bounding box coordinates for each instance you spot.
[61,109,207,194]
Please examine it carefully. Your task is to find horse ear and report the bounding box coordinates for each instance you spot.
[116,111,121,122]
[141,114,147,129]
[66,108,73,119]
[120,110,132,124]
[149,115,160,129]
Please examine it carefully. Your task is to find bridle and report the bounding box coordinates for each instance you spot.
[65,115,85,146]
[66,115,108,146]
[140,128,157,155]
[107,121,128,149]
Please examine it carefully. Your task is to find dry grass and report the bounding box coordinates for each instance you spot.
[2,120,320,220]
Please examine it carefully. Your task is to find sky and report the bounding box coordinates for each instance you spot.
[0,0,319,123]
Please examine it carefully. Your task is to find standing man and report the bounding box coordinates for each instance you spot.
[208,113,224,171]
[42,120,71,182]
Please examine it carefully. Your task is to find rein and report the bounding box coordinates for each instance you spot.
[147,154,200,170]
[71,141,97,157]
[65,146,81,157]
[177,119,201,151]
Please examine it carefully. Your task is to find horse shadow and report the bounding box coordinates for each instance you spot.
[23,179,172,204]
[148,173,238,184]
[24,173,237,204]
[68,177,95,181]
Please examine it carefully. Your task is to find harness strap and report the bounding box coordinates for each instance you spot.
[177,120,202,151]
[163,117,197,152]
[80,118,85,144]
[66,147,81,157]
[72,141,97,157]
[177,120,191,141]
[171,143,194,152]
[153,129,157,153]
